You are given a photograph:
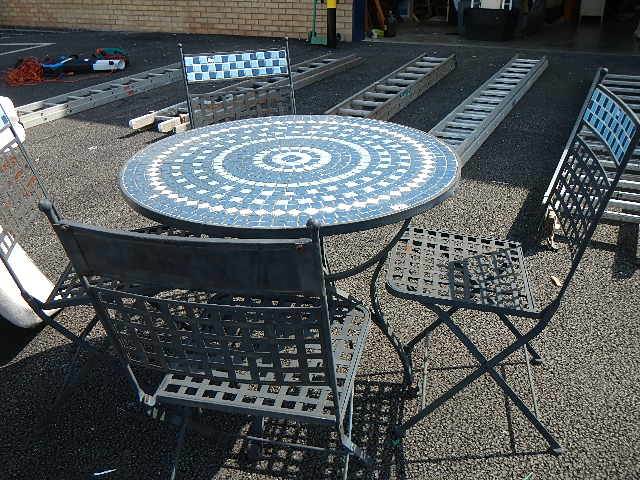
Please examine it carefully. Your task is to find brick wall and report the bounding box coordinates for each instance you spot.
[0,0,354,42]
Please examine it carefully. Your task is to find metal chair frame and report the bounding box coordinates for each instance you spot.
[0,105,217,411]
[0,107,201,343]
[178,40,296,129]
[0,107,101,344]
[375,85,640,455]
[40,204,373,478]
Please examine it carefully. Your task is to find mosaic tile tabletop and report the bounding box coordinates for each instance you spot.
[120,115,460,237]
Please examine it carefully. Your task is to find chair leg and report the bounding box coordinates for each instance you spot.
[42,314,101,355]
[445,315,564,455]
[498,314,543,365]
[52,316,103,408]
[247,416,265,461]
[169,408,190,480]
[341,391,354,480]
[339,389,373,471]
[405,316,442,353]
[394,306,564,455]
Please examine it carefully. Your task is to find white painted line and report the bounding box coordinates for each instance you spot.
[0,42,55,56]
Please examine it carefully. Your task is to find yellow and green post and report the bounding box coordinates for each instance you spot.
[327,0,337,48]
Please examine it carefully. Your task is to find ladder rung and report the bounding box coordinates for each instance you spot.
[466,104,495,112]
[338,108,369,117]
[386,79,414,86]
[476,95,503,101]
[376,85,404,92]
[456,113,487,120]
[406,67,429,74]
[364,92,395,100]
[439,130,468,139]
[351,99,383,108]
[447,121,478,129]
[397,73,422,79]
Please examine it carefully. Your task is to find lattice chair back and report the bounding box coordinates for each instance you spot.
[40,209,343,403]
[178,40,296,128]
[543,85,640,297]
[0,103,59,328]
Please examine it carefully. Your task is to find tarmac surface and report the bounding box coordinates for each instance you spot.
[0,28,639,480]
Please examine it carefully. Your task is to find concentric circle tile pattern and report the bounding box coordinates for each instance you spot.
[120,115,459,236]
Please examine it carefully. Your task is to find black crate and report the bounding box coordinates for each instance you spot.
[463,7,518,41]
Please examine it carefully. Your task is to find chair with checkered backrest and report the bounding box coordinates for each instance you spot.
[39,203,372,479]
[178,40,296,129]
[545,84,639,293]
[377,85,640,456]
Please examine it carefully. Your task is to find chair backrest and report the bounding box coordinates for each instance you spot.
[0,96,26,146]
[0,113,48,256]
[0,103,59,327]
[41,205,341,395]
[178,40,296,128]
[543,85,640,298]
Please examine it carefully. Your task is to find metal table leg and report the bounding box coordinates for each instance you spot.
[325,218,415,387]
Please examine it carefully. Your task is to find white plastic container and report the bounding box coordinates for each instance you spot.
[92,59,126,71]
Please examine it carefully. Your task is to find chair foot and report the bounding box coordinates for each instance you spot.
[390,424,404,447]
[550,445,566,456]
[246,441,264,461]
[530,356,544,366]
[404,384,419,398]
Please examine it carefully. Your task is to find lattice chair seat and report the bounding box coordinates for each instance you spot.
[153,299,370,425]
[386,228,536,316]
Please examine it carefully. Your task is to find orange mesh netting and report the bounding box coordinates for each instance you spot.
[3,58,44,86]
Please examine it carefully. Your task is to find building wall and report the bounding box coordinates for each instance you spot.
[1,0,354,41]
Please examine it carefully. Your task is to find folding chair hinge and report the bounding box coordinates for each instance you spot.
[340,434,374,467]
[541,207,560,251]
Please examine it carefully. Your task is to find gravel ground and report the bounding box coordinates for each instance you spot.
[0,30,639,480]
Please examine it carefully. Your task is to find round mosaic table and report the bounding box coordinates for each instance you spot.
[120,115,459,237]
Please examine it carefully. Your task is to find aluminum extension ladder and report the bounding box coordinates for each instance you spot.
[325,54,456,121]
[16,63,184,129]
[429,55,549,166]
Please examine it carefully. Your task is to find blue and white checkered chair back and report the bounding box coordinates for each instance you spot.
[546,85,640,267]
[0,99,26,150]
[178,42,296,128]
[0,109,10,130]
[582,86,637,166]
[182,49,289,84]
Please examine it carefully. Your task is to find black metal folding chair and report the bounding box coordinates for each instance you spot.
[377,85,640,454]
[40,202,373,479]
[178,40,296,128]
